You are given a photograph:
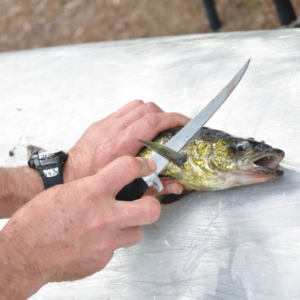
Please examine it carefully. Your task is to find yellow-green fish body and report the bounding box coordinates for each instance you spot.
[138,127,284,203]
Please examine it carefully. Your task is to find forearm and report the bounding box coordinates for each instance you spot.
[0,231,42,300]
[0,259,38,300]
[0,166,43,219]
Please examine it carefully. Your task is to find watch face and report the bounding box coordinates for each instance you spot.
[28,148,67,170]
[43,167,59,178]
[39,150,64,160]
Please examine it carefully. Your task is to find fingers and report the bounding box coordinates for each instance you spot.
[94,156,161,230]
[116,196,161,229]
[117,226,143,248]
[125,112,190,145]
[144,178,184,197]
[120,102,164,126]
[110,100,145,118]
[97,156,156,196]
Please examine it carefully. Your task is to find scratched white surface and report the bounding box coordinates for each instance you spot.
[0,29,300,299]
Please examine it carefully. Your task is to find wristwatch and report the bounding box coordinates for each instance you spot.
[28,147,68,189]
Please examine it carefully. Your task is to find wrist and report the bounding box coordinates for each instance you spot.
[63,152,76,183]
[21,165,44,196]
[0,166,44,219]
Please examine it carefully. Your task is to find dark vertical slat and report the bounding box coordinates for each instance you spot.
[202,0,221,31]
[272,0,297,26]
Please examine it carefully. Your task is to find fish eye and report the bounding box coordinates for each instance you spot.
[236,141,251,152]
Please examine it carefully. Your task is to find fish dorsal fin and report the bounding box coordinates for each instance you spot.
[137,139,187,167]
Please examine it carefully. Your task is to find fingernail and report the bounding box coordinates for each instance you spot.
[147,159,156,172]
[181,117,192,126]
[167,183,179,194]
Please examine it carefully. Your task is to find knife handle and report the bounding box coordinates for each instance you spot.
[116,178,149,201]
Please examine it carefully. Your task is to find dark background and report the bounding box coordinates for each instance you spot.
[0,0,299,53]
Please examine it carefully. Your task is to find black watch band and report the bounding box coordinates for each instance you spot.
[28,147,68,190]
[37,163,64,189]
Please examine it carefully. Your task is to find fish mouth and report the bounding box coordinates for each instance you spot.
[245,149,285,177]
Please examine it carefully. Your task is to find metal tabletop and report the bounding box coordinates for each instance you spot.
[0,29,300,300]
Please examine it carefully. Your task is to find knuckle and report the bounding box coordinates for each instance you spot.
[87,214,106,233]
[145,199,161,222]
[89,121,99,131]
[145,112,160,127]
[145,102,158,112]
[119,156,140,176]
[85,120,101,136]
[133,99,144,105]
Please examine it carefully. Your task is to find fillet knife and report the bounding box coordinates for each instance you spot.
[116,59,250,201]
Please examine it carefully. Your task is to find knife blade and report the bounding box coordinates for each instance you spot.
[116,59,250,201]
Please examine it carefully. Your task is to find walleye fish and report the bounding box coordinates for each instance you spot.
[138,127,285,204]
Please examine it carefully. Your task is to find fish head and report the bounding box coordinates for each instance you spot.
[209,136,285,187]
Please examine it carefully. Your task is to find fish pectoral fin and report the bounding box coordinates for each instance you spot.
[137,139,187,167]
[157,190,193,205]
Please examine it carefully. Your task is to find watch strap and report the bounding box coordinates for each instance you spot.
[37,163,64,189]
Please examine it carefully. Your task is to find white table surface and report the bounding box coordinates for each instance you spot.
[0,29,300,300]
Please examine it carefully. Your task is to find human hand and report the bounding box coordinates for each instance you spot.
[0,156,161,299]
[0,101,189,220]
[64,100,190,196]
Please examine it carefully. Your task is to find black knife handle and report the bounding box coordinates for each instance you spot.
[116,178,149,201]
